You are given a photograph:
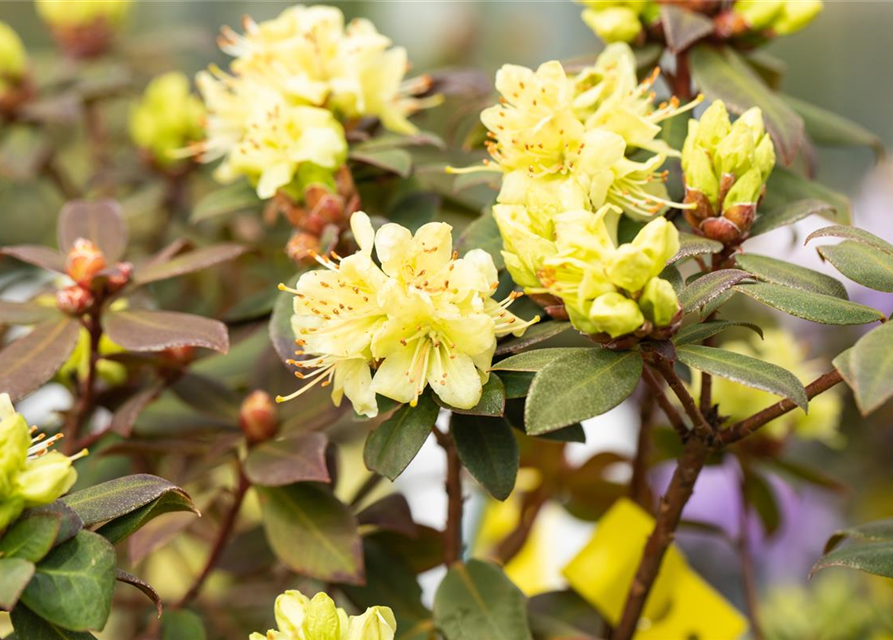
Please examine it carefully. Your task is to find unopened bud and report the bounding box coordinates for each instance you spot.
[56,285,94,315]
[36,0,131,59]
[771,0,823,35]
[161,345,195,368]
[701,216,743,244]
[105,261,133,294]
[66,239,107,287]
[286,232,322,265]
[581,4,643,44]
[239,390,278,444]
[0,21,27,87]
[723,203,757,235]
[588,292,644,339]
[304,185,344,227]
[639,277,679,328]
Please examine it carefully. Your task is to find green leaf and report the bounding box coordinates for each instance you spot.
[783,94,884,157]
[677,344,807,410]
[0,558,35,610]
[500,371,535,399]
[0,511,61,562]
[735,253,848,299]
[810,541,893,580]
[750,198,836,237]
[105,310,229,354]
[674,320,764,346]
[436,375,506,417]
[525,350,643,435]
[743,468,781,536]
[388,192,440,233]
[669,233,723,264]
[63,474,197,527]
[434,560,533,640]
[269,270,308,366]
[25,502,83,547]
[733,282,884,325]
[818,241,893,292]
[364,396,439,481]
[133,244,247,286]
[806,225,893,256]
[679,269,751,313]
[660,264,684,295]
[690,45,804,164]
[834,322,893,415]
[116,569,162,618]
[161,610,207,640]
[762,168,851,225]
[350,148,413,178]
[660,5,714,53]
[57,200,128,263]
[191,182,262,223]
[0,318,81,402]
[0,300,62,326]
[494,322,571,356]
[10,605,97,639]
[21,531,116,632]
[456,212,504,270]
[452,414,519,501]
[257,483,364,584]
[95,488,199,544]
[493,348,587,373]
[824,518,893,554]
[244,432,330,487]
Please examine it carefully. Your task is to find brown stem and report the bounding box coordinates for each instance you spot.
[176,468,249,608]
[717,370,843,446]
[492,486,549,565]
[41,154,81,200]
[647,355,714,442]
[63,314,101,454]
[672,50,693,102]
[738,475,765,640]
[630,392,656,511]
[641,367,689,441]
[434,427,463,566]
[613,437,712,640]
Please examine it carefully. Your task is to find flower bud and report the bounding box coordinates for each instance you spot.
[493,204,557,291]
[581,5,643,44]
[632,217,680,275]
[105,261,134,294]
[56,285,94,315]
[682,148,719,208]
[0,408,30,485]
[346,606,398,640]
[66,239,107,287]
[773,0,823,35]
[36,0,132,58]
[14,452,78,508]
[723,167,764,209]
[0,21,27,87]
[606,244,653,293]
[639,277,679,328]
[733,0,785,31]
[692,101,732,150]
[714,121,756,178]
[286,231,322,265]
[754,134,776,182]
[239,390,279,444]
[161,345,195,368]
[588,292,644,338]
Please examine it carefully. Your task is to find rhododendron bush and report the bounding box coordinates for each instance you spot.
[2,1,893,639]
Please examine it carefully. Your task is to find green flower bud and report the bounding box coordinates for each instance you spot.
[734,0,784,30]
[304,592,344,640]
[754,133,776,182]
[723,167,764,207]
[581,5,643,44]
[588,292,644,338]
[130,72,205,168]
[0,409,29,484]
[0,21,26,84]
[274,590,311,637]
[632,217,680,274]
[14,452,77,508]
[773,0,823,35]
[714,120,756,178]
[693,100,732,150]
[682,147,719,206]
[607,244,653,293]
[639,277,679,327]
[346,607,398,640]
[36,0,132,29]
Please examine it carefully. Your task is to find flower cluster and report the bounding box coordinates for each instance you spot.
[496,202,680,339]
[466,43,698,223]
[682,100,776,243]
[578,1,659,44]
[277,212,535,417]
[195,5,434,200]
[729,0,823,37]
[250,589,396,640]
[0,21,26,103]
[695,329,843,446]
[0,394,86,532]
[129,72,205,170]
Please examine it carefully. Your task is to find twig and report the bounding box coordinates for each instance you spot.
[434,427,463,566]
[492,485,549,565]
[630,391,656,511]
[641,367,689,441]
[63,314,101,454]
[717,370,843,446]
[647,355,714,442]
[176,467,250,608]
[671,50,693,101]
[738,472,765,640]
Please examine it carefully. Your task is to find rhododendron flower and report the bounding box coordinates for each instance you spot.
[129,72,205,168]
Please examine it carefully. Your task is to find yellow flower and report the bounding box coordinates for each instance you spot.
[0,20,26,92]
[733,0,823,35]
[129,72,205,168]
[250,589,396,640]
[36,0,132,28]
[695,328,843,446]
[0,393,86,531]
[278,212,536,415]
[563,498,748,639]
[577,1,659,44]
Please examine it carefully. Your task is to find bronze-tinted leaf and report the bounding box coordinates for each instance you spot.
[57,200,128,261]
[116,569,162,618]
[105,310,229,353]
[1,245,65,273]
[0,300,63,326]
[0,318,81,401]
[357,494,418,538]
[133,244,248,286]
[244,432,330,487]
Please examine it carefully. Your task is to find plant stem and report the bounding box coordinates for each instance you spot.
[177,468,250,608]
[647,355,714,442]
[63,314,101,454]
[434,427,463,566]
[631,392,656,510]
[613,437,711,640]
[717,370,843,446]
[672,50,693,102]
[493,485,549,564]
[738,475,765,640]
[641,367,690,440]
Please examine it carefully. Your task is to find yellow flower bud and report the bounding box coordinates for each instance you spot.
[581,5,643,44]
[35,0,132,29]
[255,589,396,640]
[607,244,653,293]
[0,21,26,85]
[682,147,720,205]
[303,592,345,640]
[714,120,756,178]
[754,132,776,181]
[631,217,680,276]
[129,72,205,169]
[346,607,398,640]
[0,409,30,485]
[588,292,644,338]
[14,452,77,508]
[734,0,785,30]
[772,0,823,35]
[693,100,732,150]
[639,277,679,327]
[723,167,764,207]
[493,204,557,291]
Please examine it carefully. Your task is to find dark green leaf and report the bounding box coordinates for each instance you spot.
[10,605,96,639]
[762,168,851,225]
[669,233,723,264]
[534,423,586,443]
[824,519,893,554]
[493,348,588,373]
[733,282,884,325]
[353,131,445,151]
[25,502,83,547]
[494,322,572,356]
[116,569,162,618]
[452,414,519,501]
[735,253,848,298]
[350,149,413,177]
[191,182,261,223]
[170,373,241,420]
[690,45,804,164]
[818,241,893,292]
[21,531,116,632]
[434,560,533,640]
[0,301,62,326]
[63,474,197,527]
[835,322,893,415]
[525,350,642,435]
[528,590,603,640]
[677,344,807,410]
[244,432,330,487]
[0,558,35,610]
[660,264,684,295]
[257,483,364,584]
[357,494,417,538]
[57,200,128,262]
[783,94,884,157]
[162,610,207,640]
[811,541,893,580]
[133,244,247,285]
[679,269,751,313]
[436,375,506,417]
[95,488,199,544]
[365,396,439,481]
[105,310,229,353]
[743,468,781,536]
[0,318,81,401]
[0,511,61,562]
[806,225,893,256]
[750,198,836,236]
[456,213,504,270]
[661,5,714,53]
[500,371,535,399]
[674,320,763,346]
